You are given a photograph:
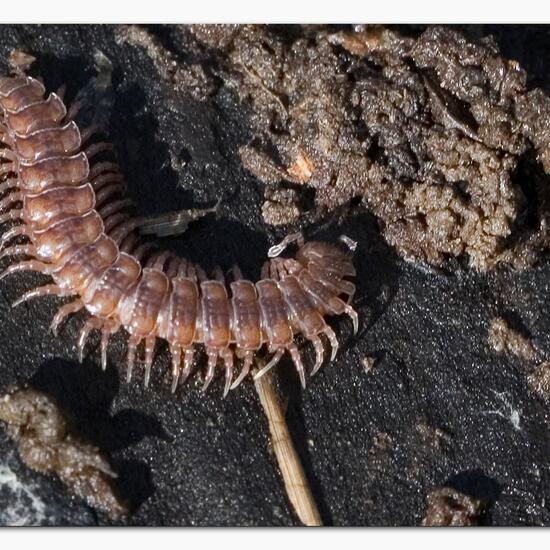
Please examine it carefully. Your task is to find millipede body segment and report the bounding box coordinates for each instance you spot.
[0,73,358,395]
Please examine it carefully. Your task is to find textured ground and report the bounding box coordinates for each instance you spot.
[0,24,549,526]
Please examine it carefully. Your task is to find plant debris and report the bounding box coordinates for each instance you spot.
[421,486,486,526]
[188,24,550,270]
[8,48,35,73]
[0,387,128,520]
[361,356,376,374]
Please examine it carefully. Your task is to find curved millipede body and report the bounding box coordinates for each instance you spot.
[0,73,358,395]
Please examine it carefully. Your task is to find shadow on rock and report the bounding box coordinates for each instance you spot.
[446,469,502,525]
[29,357,171,513]
[323,209,401,339]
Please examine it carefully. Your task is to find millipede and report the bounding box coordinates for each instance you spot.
[0,71,358,396]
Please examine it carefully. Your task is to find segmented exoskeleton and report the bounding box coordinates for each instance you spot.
[0,73,358,395]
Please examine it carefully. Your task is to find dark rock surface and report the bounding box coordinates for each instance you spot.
[0,24,549,526]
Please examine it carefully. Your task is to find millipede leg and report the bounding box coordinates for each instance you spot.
[126,335,141,383]
[203,349,218,392]
[56,84,67,101]
[345,304,359,335]
[143,336,156,388]
[95,183,126,207]
[0,178,18,195]
[174,258,190,278]
[0,149,17,162]
[65,99,83,122]
[195,265,207,283]
[100,321,119,371]
[310,335,325,376]
[0,162,15,177]
[84,142,115,160]
[91,172,125,192]
[12,283,68,307]
[0,244,36,261]
[0,259,49,281]
[119,232,139,254]
[275,259,288,280]
[111,219,142,246]
[80,123,101,144]
[50,299,83,336]
[180,348,194,386]
[90,161,120,179]
[0,225,30,250]
[103,213,128,234]
[229,264,244,281]
[0,191,22,211]
[185,264,198,282]
[343,282,356,304]
[212,266,225,283]
[323,326,339,361]
[78,317,103,363]
[221,349,234,397]
[288,343,306,389]
[231,350,253,390]
[0,208,22,225]
[165,255,182,279]
[268,260,280,281]
[98,198,133,220]
[132,242,157,263]
[170,345,182,393]
[254,348,284,380]
[147,250,171,270]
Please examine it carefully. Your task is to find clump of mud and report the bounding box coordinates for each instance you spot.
[116,25,216,102]
[187,24,550,270]
[488,317,537,362]
[526,361,550,400]
[421,486,486,526]
[0,387,128,519]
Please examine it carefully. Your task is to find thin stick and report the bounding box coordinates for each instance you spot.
[253,364,323,527]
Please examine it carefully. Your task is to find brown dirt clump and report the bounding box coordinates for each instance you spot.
[421,486,486,526]
[526,361,550,400]
[361,356,376,374]
[189,24,550,270]
[414,419,451,451]
[116,25,216,102]
[0,387,128,519]
[367,431,394,474]
[261,187,301,226]
[487,317,537,362]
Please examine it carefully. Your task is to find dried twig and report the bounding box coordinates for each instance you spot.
[253,364,322,527]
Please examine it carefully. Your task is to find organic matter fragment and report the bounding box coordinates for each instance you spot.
[116,25,215,101]
[361,356,376,374]
[261,188,302,226]
[189,24,550,270]
[421,486,486,526]
[0,387,128,519]
[526,362,550,400]
[415,419,451,450]
[367,431,394,474]
[488,317,537,362]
